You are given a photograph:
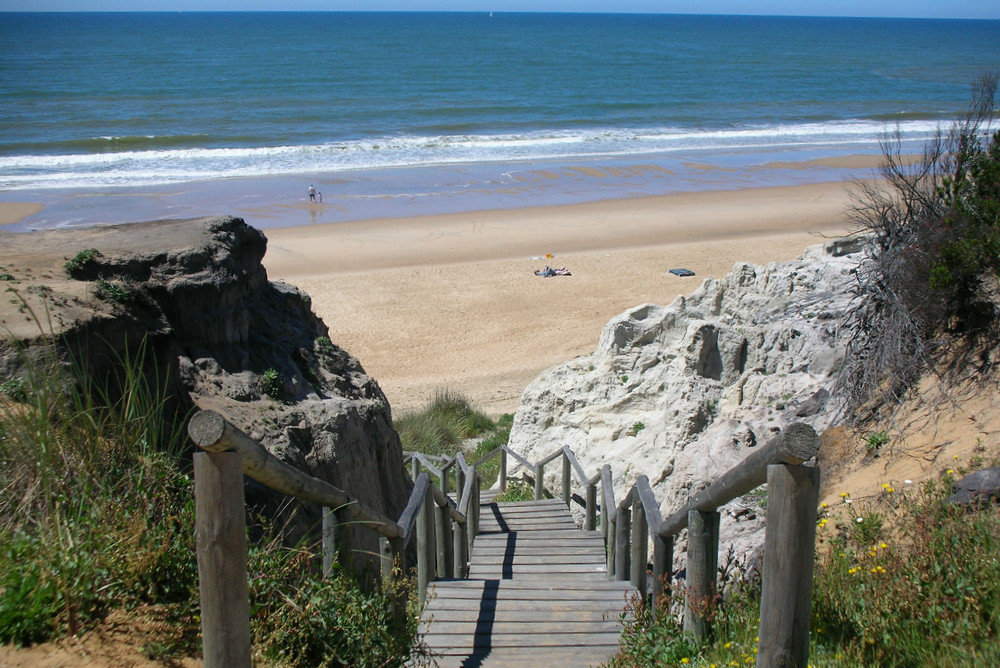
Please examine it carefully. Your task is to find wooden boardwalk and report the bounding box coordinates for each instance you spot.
[419,498,637,668]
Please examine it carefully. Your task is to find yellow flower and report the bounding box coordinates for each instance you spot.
[840,492,849,498]
[821,502,828,508]
[947,469,955,475]
[880,542,888,549]
[681,659,690,665]
[724,642,733,649]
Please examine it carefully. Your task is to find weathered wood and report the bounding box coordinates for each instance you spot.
[437,502,452,580]
[500,448,508,491]
[561,454,572,507]
[757,464,820,668]
[652,534,671,610]
[321,506,335,577]
[657,423,819,538]
[684,510,720,640]
[585,481,597,531]
[417,482,436,604]
[601,465,615,574]
[630,494,648,596]
[534,460,545,500]
[614,504,630,582]
[194,451,251,668]
[188,410,401,537]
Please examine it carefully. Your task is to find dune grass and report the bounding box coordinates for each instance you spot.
[395,390,514,489]
[0,339,423,667]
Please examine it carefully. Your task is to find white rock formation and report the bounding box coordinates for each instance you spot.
[507,240,862,562]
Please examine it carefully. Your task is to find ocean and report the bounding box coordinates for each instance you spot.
[1,11,999,230]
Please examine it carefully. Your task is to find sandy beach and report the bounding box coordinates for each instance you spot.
[260,181,857,416]
[1,180,857,417]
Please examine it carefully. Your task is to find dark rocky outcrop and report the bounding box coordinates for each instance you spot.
[0,216,410,563]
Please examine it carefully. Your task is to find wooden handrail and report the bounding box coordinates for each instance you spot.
[189,410,402,537]
[191,410,478,668]
[657,423,819,538]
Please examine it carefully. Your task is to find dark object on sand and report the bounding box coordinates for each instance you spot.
[669,268,695,277]
[534,266,571,277]
[947,467,1000,506]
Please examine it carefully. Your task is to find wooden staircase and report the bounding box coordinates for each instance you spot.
[419,498,637,668]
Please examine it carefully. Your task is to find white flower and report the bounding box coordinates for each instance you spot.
[856,517,864,523]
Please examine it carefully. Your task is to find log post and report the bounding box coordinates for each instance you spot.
[614,504,631,582]
[585,481,597,532]
[630,495,648,597]
[499,448,508,491]
[335,506,353,572]
[416,483,436,604]
[411,456,420,482]
[534,462,545,500]
[379,536,395,585]
[194,451,251,668]
[684,509,720,640]
[652,535,672,611]
[607,511,617,577]
[456,466,465,507]
[562,454,572,507]
[757,465,820,668]
[437,501,452,580]
[453,516,467,578]
[322,507,335,576]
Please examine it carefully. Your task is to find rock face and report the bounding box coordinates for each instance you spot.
[0,216,410,561]
[508,241,860,561]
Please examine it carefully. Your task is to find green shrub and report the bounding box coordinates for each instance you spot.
[0,377,27,402]
[315,336,336,355]
[95,278,136,304]
[63,248,103,278]
[493,480,533,503]
[261,368,283,400]
[864,431,889,453]
[250,547,425,668]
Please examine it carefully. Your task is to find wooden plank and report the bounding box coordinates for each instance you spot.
[422,631,624,650]
[420,620,623,635]
[428,647,619,668]
[419,608,613,623]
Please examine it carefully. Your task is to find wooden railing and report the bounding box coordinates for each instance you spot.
[188,410,477,668]
[483,423,820,668]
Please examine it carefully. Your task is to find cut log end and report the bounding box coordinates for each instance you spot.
[188,410,229,451]
[775,422,820,465]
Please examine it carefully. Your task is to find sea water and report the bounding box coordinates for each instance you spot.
[1,12,998,229]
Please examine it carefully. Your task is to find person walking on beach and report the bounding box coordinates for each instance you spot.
[308,184,317,202]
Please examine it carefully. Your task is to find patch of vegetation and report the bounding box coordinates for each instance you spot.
[610,461,1000,667]
[0,340,427,666]
[95,278,136,304]
[628,421,645,437]
[842,74,1000,415]
[261,367,283,400]
[493,480,534,503]
[0,377,27,402]
[864,430,889,454]
[63,248,103,278]
[0,273,15,281]
[315,335,336,355]
[395,389,493,458]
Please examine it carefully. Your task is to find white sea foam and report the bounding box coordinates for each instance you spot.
[0,120,943,191]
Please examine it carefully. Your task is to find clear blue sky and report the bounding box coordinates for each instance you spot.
[3,1,999,20]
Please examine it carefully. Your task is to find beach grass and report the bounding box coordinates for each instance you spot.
[0,339,423,667]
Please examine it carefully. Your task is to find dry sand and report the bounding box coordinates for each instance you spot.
[261,181,857,416]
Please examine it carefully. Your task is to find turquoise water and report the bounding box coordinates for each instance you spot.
[1,12,998,228]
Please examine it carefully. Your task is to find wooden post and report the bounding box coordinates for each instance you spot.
[411,456,420,482]
[614,504,631,582]
[500,449,508,491]
[757,465,820,668]
[562,454,571,508]
[630,496,648,597]
[652,535,672,611]
[379,536,394,585]
[335,506,353,571]
[456,466,465,507]
[322,507,335,576]
[453,516,467,578]
[684,509,720,640]
[534,462,545,500]
[585,481,597,532]
[194,451,251,668]
[437,502,452,580]
[417,483,436,604]
[607,511,617,577]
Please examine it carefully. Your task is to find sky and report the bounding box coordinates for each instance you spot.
[2,1,999,20]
